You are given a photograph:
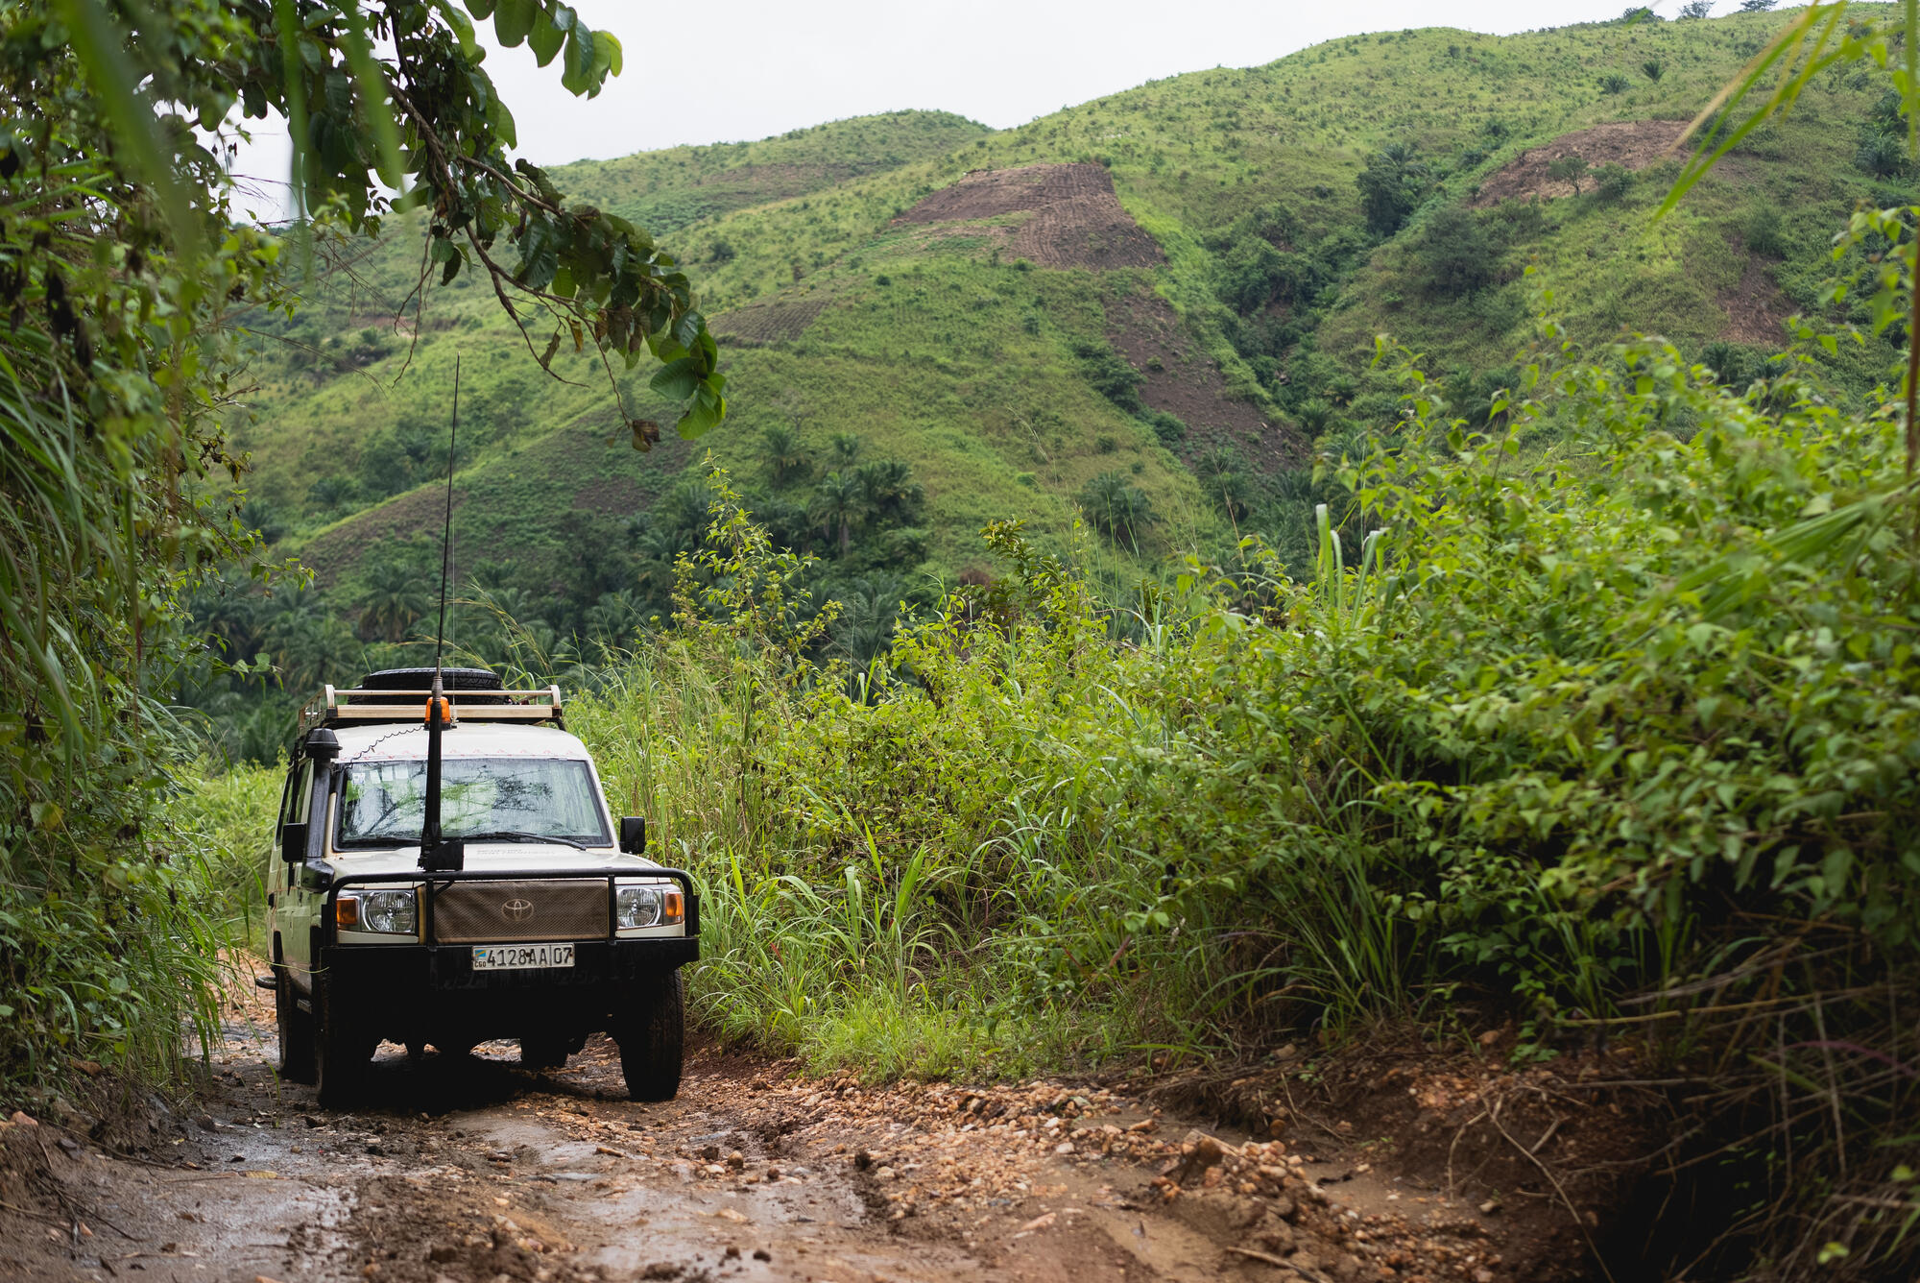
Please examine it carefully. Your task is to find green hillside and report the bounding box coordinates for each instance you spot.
[203,6,1905,752]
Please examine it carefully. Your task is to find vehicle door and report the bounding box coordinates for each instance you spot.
[277,756,319,988]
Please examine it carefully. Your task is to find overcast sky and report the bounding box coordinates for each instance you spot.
[226,0,1712,220]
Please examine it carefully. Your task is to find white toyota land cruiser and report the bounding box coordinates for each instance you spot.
[264,667,697,1106]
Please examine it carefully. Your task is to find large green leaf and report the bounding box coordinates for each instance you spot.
[493,0,537,47]
[528,7,566,66]
[649,355,702,401]
[560,25,596,95]
[677,383,727,439]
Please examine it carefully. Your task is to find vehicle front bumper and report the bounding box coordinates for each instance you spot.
[314,937,695,1042]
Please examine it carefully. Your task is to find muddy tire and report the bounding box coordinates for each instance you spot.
[615,972,684,1102]
[313,975,373,1107]
[275,968,315,1083]
[519,1035,569,1069]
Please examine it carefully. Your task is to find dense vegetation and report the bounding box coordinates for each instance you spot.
[0,0,714,1089]
[570,271,1920,1275]
[191,6,1911,763]
[8,3,1920,1279]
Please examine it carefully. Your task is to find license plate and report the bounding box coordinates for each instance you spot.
[471,943,576,971]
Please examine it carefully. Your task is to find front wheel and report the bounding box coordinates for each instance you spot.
[313,974,374,1108]
[615,972,685,1102]
[275,968,315,1084]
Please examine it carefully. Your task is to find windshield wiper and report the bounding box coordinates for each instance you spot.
[456,830,590,851]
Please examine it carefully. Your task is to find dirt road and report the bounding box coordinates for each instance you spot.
[0,998,1568,1283]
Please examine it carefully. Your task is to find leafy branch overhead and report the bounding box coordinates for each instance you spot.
[49,0,726,441]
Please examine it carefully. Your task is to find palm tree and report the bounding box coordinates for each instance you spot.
[356,558,430,644]
[831,573,905,668]
[761,424,813,488]
[1080,472,1155,553]
[812,471,870,557]
[1198,448,1251,520]
[827,432,862,468]
[856,459,924,525]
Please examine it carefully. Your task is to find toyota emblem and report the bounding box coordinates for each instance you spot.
[501,898,534,922]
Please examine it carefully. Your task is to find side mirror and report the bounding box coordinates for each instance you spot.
[619,817,647,855]
[281,821,308,864]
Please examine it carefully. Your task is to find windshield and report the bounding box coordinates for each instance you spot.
[335,758,610,848]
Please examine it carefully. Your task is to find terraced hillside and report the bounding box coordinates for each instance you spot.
[211,7,1902,718]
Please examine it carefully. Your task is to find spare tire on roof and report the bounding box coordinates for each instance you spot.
[358,667,509,703]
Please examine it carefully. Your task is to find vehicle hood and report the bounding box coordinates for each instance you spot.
[327,844,661,877]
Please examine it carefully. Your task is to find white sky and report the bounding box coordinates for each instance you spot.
[224,0,1717,220]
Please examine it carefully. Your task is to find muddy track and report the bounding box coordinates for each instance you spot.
[1,996,1584,1283]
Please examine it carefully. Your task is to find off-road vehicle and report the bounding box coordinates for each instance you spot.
[263,667,697,1106]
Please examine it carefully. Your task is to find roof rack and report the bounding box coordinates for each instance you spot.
[299,685,565,734]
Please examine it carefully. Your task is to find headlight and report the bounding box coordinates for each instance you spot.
[617,885,684,930]
[618,886,663,929]
[356,889,418,935]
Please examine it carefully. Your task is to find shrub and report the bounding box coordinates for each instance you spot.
[1146,410,1188,445]
[1296,396,1334,434]
[1697,340,1754,386]
[1073,340,1145,414]
[1642,59,1665,82]
[1742,203,1787,257]
[1411,205,1499,296]
[1592,162,1634,202]
[1599,72,1631,94]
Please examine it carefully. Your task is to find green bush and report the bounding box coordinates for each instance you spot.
[1592,162,1634,202]
[1411,205,1499,297]
[1146,410,1188,445]
[1742,203,1787,257]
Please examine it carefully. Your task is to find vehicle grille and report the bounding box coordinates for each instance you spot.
[431,879,608,944]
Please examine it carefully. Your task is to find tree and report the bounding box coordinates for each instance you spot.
[1857,132,1907,178]
[761,424,813,488]
[856,460,925,527]
[1079,472,1155,552]
[42,2,726,441]
[1679,1,1715,17]
[1547,154,1591,195]
[356,557,432,644]
[1196,449,1251,520]
[1643,58,1666,82]
[1738,0,1776,11]
[828,433,863,468]
[812,471,870,556]
[1356,142,1431,237]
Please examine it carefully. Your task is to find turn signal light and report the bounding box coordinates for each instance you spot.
[334,897,360,929]
[662,890,684,926]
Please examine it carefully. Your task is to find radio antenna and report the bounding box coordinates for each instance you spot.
[433,357,459,679]
[420,358,462,872]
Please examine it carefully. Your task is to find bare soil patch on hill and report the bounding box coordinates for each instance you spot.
[1470,120,1691,206]
[897,164,1164,269]
[1719,252,1795,347]
[1104,292,1304,471]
